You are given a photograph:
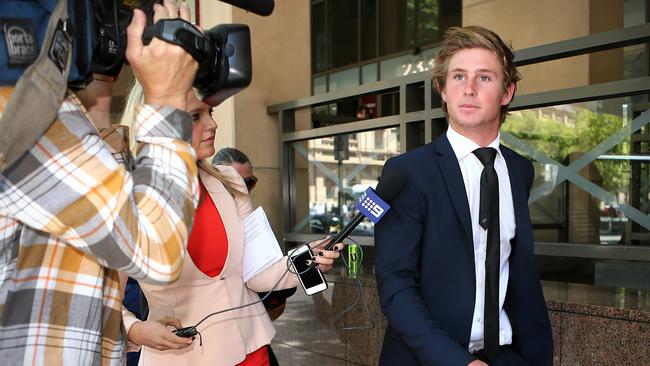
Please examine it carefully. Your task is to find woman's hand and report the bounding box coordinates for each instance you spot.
[128,317,193,351]
[308,237,343,272]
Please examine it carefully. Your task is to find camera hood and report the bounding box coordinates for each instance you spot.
[143,19,252,107]
[198,24,251,106]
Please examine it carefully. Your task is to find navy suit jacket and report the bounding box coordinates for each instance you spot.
[375,134,553,366]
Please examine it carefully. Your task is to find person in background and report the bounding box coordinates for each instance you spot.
[213,147,297,366]
[356,105,372,120]
[213,147,258,191]
[120,80,341,365]
[0,1,199,364]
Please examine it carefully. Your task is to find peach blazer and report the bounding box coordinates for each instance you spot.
[123,165,299,366]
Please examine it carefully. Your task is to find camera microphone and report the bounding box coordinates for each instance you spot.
[323,169,407,251]
[219,0,275,16]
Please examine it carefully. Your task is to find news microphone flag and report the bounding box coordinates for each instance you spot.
[322,169,405,251]
[355,187,391,224]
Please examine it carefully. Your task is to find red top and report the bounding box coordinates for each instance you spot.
[236,346,270,366]
[187,181,270,365]
[187,183,229,277]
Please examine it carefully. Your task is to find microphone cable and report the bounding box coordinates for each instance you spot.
[332,237,375,332]
[171,240,319,344]
[170,238,374,345]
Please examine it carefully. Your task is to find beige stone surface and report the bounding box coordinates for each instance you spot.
[231,1,310,168]
[589,0,624,85]
[200,1,236,150]
[463,0,624,95]
[463,0,591,95]
[231,1,310,236]
[463,0,589,49]
[248,167,284,241]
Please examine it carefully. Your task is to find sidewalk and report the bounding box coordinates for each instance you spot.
[272,283,369,365]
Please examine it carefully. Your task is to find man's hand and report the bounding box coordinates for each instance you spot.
[125,0,197,111]
[128,317,193,351]
[468,360,488,366]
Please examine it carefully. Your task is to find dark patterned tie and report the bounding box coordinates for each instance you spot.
[473,147,500,360]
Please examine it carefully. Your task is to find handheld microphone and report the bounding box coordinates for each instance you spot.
[323,169,406,251]
[219,0,275,16]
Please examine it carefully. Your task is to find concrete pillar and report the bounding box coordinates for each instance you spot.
[216,1,310,238]
[199,1,235,151]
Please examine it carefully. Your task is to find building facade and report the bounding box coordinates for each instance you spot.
[184,0,650,363]
[247,0,650,289]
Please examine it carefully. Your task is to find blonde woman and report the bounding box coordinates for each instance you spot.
[119,80,340,366]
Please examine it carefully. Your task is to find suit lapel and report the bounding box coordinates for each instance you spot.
[501,145,528,246]
[434,135,473,244]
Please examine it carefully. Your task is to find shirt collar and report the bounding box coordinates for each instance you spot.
[446,125,502,162]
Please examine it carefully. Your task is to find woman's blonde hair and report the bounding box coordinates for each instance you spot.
[121,80,242,197]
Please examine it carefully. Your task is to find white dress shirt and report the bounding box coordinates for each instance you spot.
[446,126,515,352]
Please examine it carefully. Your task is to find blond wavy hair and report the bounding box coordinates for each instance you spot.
[432,26,521,124]
[121,80,242,197]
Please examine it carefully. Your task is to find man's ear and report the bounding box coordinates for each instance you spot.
[501,83,516,106]
[439,82,447,103]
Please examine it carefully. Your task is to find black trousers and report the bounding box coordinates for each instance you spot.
[268,345,279,366]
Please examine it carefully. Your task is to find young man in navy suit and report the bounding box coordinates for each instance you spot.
[375,26,553,366]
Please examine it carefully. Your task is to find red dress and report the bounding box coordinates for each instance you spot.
[187,182,270,365]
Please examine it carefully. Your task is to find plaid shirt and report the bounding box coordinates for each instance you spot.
[0,91,199,365]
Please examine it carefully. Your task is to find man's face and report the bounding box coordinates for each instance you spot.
[231,162,256,191]
[232,162,253,180]
[441,48,515,140]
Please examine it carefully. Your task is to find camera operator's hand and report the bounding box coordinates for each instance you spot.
[155,0,192,24]
[126,1,197,112]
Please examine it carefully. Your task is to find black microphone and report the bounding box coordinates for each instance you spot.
[219,0,275,16]
[323,169,407,251]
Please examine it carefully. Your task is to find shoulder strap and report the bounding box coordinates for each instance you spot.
[0,0,72,171]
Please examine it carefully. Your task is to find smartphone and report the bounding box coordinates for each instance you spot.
[288,245,328,295]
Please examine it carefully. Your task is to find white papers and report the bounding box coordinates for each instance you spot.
[242,206,283,283]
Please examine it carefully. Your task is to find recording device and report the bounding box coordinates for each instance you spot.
[89,0,139,80]
[0,0,94,87]
[323,169,407,251]
[92,0,253,106]
[288,245,328,295]
[141,19,252,106]
[173,325,203,346]
[174,326,198,338]
[1,0,261,106]
[169,251,316,341]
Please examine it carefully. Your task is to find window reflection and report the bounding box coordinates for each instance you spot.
[291,128,401,237]
[502,97,649,247]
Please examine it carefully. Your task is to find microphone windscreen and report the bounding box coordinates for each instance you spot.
[375,169,406,201]
[218,0,275,16]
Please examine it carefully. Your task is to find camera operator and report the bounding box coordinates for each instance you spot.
[0,1,201,365]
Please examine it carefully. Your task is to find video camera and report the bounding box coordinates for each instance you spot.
[1,0,272,106]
